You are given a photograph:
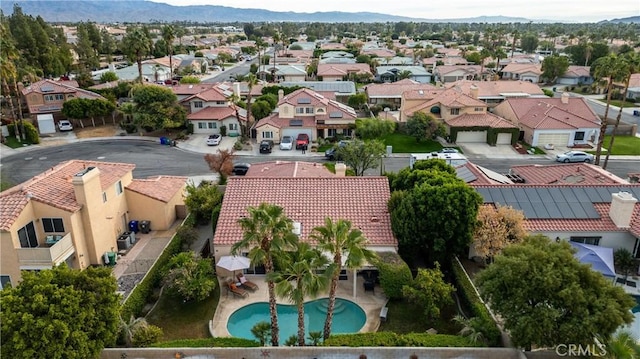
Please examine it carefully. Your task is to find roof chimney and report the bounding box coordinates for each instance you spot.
[335,162,347,177]
[469,85,479,99]
[561,92,570,105]
[278,89,284,101]
[233,82,241,97]
[609,192,638,228]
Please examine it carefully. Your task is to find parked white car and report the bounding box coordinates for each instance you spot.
[58,120,73,131]
[279,136,293,150]
[206,134,222,146]
[555,150,594,163]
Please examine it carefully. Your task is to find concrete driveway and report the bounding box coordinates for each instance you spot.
[178,134,323,157]
[458,143,525,159]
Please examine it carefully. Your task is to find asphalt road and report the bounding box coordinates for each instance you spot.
[1,140,637,186]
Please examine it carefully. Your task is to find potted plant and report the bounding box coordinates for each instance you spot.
[220,125,227,137]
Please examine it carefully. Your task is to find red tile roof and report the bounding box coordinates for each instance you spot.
[405,87,487,116]
[183,87,228,102]
[447,80,545,97]
[170,83,217,96]
[563,66,591,78]
[446,112,517,129]
[317,64,372,77]
[245,161,335,178]
[213,177,397,247]
[254,115,316,129]
[126,176,187,202]
[187,105,240,121]
[0,160,135,230]
[511,163,629,185]
[364,81,434,98]
[503,97,600,130]
[22,79,104,114]
[501,63,542,75]
[278,88,357,119]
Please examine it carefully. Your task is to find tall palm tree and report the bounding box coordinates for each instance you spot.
[310,217,377,340]
[244,73,258,137]
[232,203,298,347]
[593,54,627,165]
[0,22,20,140]
[123,26,152,84]
[478,48,492,81]
[268,241,332,346]
[603,331,639,359]
[162,25,176,82]
[603,52,639,169]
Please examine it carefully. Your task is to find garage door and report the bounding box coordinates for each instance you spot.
[537,133,570,147]
[456,130,487,143]
[496,133,512,145]
[282,128,314,142]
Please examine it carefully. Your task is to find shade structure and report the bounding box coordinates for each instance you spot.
[216,255,251,273]
[570,242,616,278]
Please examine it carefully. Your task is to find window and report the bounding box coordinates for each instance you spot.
[574,131,585,141]
[228,123,238,131]
[194,101,203,108]
[328,129,337,137]
[18,222,38,248]
[474,107,484,112]
[215,101,226,105]
[450,108,460,115]
[115,181,123,195]
[295,107,304,114]
[102,192,107,203]
[198,122,206,129]
[305,107,314,114]
[44,94,65,102]
[42,218,64,233]
[208,122,217,129]
[570,236,601,246]
[0,275,11,290]
[262,131,273,139]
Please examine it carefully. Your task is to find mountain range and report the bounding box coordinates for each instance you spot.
[1,0,637,24]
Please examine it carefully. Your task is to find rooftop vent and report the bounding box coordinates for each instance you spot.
[292,221,302,236]
[74,166,96,177]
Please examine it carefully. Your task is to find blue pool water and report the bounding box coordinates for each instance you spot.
[227,298,366,344]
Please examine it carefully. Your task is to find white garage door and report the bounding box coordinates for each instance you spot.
[456,130,487,143]
[496,133,512,145]
[282,128,314,141]
[537,133,570,147]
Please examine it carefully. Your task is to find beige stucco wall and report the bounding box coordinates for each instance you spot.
[256,124,281,143]
[125,186,184,231]
[1,231,21,286]
[279,103,294,119]
[493,102,520,126]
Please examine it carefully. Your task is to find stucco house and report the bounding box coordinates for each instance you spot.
[212,175,398,274]
[257,64,307,82]
[21,79,104,121]
[253,88,357,144]
[363,79,437,110]
[376,66,432,83]
[278,81,356,103]
[493,93,601,147]
[0,160,187,287]
[180,85,246,136]
[556,66,594,86]
[433,65,484,83]
[316,63,373,82]
[446,80,546,108]
[500,63,543,83]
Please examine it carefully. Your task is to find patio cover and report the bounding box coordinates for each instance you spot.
[570,242,616,278]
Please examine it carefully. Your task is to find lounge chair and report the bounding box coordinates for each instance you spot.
[227,279,249,298]
[237,274,259,291]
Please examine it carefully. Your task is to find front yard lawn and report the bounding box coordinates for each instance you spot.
[147,284,220,341]
[3,136,35,149]
[596,135,640,155]
[378,298,461,335]
[381,133,443,153]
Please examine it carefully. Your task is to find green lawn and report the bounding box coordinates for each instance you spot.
[146,284,220,341]
[3,136,35,149]
[596,135,640,155]
[381,133,445,153]
[608,99,638,108]
[378,298,461,335]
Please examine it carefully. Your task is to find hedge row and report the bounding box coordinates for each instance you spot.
[152,337,259,348]
[120,217,190,319]
[451,258,501,346]
[323,332,476,347]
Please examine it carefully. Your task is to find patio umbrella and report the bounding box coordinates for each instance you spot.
[570,242,616,278]
[216,255,251,275]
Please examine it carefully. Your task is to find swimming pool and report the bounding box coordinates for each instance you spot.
[621,296,640,341]
[227,298,366,344]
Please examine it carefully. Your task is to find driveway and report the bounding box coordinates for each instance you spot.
[178,134,324,157]
[458,143,526,159]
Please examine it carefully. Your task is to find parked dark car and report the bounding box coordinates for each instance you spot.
[232,163,251,176]
[259,140,274,154]
[324,140,350,161]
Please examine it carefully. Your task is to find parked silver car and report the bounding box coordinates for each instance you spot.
[555,150,594,163]
[279,136,293,150]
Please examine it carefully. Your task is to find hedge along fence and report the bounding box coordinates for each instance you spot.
[451,256,502,346]
[449,126,519,146]
[323,332,479,347]
[152,337,259,348]
[121,215,192,319]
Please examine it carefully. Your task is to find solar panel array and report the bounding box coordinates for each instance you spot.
[289,119,303,126]
[297,98,311,104]
[456,166,477,183]
[475,186,640,220]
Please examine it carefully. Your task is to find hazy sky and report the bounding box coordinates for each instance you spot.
[153,0,639,22]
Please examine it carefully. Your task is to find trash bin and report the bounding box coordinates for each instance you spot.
[107,252,117,266]
[128,220,139,233]
[139,220,151,234]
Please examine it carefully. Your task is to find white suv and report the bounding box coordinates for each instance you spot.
[279,136,293,150]
[58,120,73,131]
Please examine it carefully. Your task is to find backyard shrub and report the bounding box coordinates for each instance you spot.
[451,257,501,346]
[152,337,259,348]
[132,324,164,347]
[323,332,475,347]
[375,254,413,299]
[542,89,554,97]
[7,122,39,144]
[233,140,243,150]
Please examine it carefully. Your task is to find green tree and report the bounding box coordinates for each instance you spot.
[232,203,298,346]
[122,26,152,83]
[0,265,120,359]
[100,71,118,83]
[336,139,386,176]
[184,181,223,224]
[311,218,377,340]
[179,75,200,84]
[250,100,273,121]
[406,112,443,142]
[269,241,332,346]
[163,251,216,302]
[476,235,634,351]
[118,315,148,347]
[603,331,639,359]
[251,321,272,346]
[162,25,176,80]
[347,93,368,110]
[402,264,455,320]
[355,118,395,140]
[614,248,636,282]
[130,84,186,130]
[244,73,259,135]
[541,55,569,83]
[519,33,539,53]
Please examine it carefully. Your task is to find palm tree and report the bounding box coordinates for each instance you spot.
[232,203,298,347]
[0,22,20,141]
[244,73,258,136]
[268,241,332,346]
[452,314,486,345]
[603,331,639,359]
[119,315,148,347]
[123,27,152,84]
[478,48,492,81]
[162,25,176,82]
[310,217,377,340]
[593,54,627,165]
[603,52,639,169]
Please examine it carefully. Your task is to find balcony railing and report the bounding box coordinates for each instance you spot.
[17,233,75,268]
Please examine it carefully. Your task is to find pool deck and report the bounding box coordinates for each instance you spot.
[210,273,388,337]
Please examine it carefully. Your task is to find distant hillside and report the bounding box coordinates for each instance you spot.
[1,1,551,23]
[600,16,640,24]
